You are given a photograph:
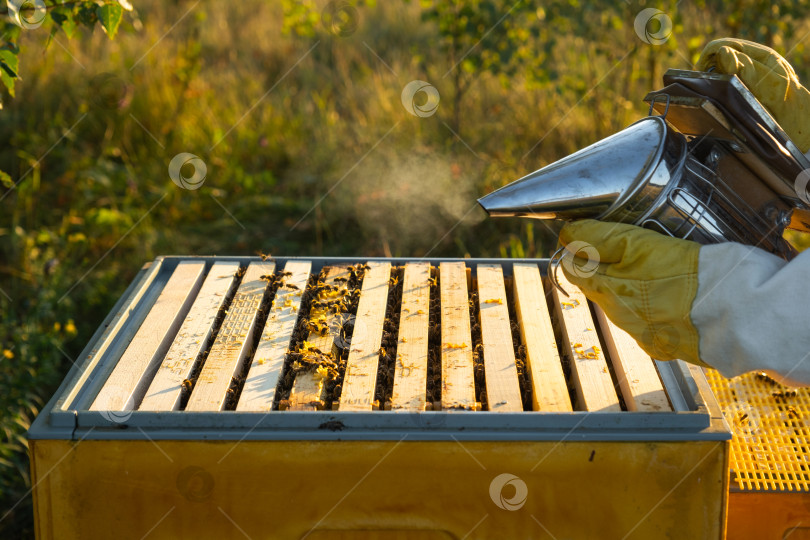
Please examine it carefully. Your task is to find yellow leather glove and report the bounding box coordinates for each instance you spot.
[695,37,810,153]
[559,219,710,367]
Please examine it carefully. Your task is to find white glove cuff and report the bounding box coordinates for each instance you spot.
[691,242,810,385]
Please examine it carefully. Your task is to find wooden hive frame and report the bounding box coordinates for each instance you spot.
[72,256,689,417]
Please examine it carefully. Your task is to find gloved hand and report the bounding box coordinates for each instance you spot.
[695,38,810,153]
[559,219,709,367]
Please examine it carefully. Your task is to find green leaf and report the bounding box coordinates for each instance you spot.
[0,171,11,189]
[51,7,78,39]
[75,4,98,28]
[3,23,21,45]
[0,48,19,97]
[97,3,124,40]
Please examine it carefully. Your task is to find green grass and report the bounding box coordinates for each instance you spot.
[2,0,810,535]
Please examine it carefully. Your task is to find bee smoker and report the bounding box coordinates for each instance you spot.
[478,69,810,261]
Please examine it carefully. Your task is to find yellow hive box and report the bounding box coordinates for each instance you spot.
[29,257,731,539]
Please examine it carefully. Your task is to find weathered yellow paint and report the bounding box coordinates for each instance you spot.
[30,438,727,539]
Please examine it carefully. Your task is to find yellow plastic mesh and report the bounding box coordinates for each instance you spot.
[705,369,810,492]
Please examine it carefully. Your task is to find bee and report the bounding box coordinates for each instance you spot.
[258,251,273,261]
[773,389,798,399]
[286,283,300,290]
[181,379,194,392]
[787,406,801,419]
[755,371,779,385]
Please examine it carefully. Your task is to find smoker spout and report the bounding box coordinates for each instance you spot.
[478,117,671,222]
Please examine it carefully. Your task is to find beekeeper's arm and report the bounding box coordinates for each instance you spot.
[559,39,810,386]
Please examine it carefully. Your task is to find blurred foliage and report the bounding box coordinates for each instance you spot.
[694,0,810,47]
[2,0,810,536]
[0,1,130,97]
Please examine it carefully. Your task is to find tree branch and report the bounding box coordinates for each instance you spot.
[0,1,90,18]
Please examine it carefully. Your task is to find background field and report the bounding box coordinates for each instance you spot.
[3,0,810,535]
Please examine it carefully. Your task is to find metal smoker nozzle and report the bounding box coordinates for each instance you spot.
[477,117,679,224]
[477,115,797,261]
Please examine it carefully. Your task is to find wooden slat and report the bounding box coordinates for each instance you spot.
[439,262,476,410]
[64,259,163,411]
[185,262,273,411]
[287,374,324,411]
[338,262,392,411]
[593,306,672,412]
[551,271,621,412]
[139,261,240,411]
[237,261,312,411]
[390,262,430,410]
[476,265,523,412]
[91,261,206,411]
[512,263,572,412]
[287,266,349,411]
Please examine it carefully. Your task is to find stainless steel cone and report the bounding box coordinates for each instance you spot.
[478,117,685,222]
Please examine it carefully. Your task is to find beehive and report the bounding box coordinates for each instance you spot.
[28,256,730,539]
